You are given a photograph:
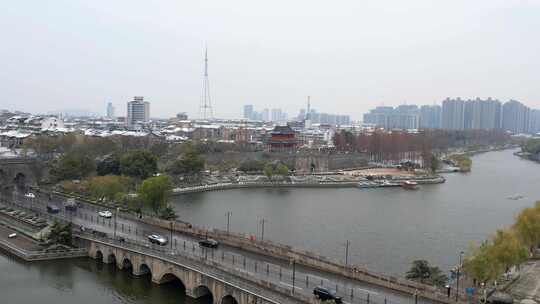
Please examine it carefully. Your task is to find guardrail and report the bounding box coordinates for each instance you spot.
[0,238,88,261]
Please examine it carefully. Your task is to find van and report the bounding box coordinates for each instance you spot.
[313,287,342,303]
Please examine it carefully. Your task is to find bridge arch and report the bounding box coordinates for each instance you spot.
[137,263,151,276]
[13,172,26,190]
[95,250,104,262]
[156,272,186,293]
[193,285,213,302]
[106,252,117,264]
[122,258,133,270]
[221,295,238,304]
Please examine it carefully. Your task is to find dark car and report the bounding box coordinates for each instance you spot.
[198,238,219,248]
[313,287,342,303]
[46,204,60,214]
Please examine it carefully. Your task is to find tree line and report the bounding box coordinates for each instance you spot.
[463,201,540,285]
[332,129,510,165]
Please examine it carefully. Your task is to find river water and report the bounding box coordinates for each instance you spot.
[0,253,197,304]
[1,149,538,303]
[173,149,540,276]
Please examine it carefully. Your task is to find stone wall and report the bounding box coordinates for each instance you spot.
[203,151,368,173]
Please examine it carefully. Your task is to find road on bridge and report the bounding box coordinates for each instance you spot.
[3,190,443,304]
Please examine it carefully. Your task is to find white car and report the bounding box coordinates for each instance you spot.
[147,234,168,246]
[98,210,113,218]
[24,193,35,199]
[8,233,17,238]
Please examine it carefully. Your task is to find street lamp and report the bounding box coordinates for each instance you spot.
[260,218,266,241]
[456,251,464,301]
[225,211,232,234]
[344,240,350,266]
[114,207,119,239]
[291,258,297,294]
[169,221,173,249]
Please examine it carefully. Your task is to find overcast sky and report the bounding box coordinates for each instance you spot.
[2,0,539,120]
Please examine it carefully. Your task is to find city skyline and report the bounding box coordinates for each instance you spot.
[2,1,540,120]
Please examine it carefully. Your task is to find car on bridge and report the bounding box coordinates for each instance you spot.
[313,286,342,303]
[98,210,112,218]
[46,204,60,214]
[198,238,219,248]
[24,192,35,199]
[65,198,77,211]
[147,234,168,246]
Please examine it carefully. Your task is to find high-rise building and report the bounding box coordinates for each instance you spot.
[126,96,150,127]
[441,98,465,130]
[106,102,115,119]
[363,105,419,129]
[261,108,270,122]
[419,105,441,129]
[464,99,482,129]
[479,98,501,130]
[271,108,282,122]
[502,100,529,134]
[243,105,254,120]
[176,112,188,120]
[528,109,540,134]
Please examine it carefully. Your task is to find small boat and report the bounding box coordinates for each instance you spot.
[401,180,419,190]
[507,194,524,200]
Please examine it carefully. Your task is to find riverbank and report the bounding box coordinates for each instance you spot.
[172,174,445,194]
[171,148,539,277]
[0,203,88,261]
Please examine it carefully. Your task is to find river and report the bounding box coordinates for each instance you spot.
[0,253,203,304]
[172,149,540,276]
[1,149,538,302]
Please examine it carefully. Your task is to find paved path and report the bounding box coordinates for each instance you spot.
[0,224,43,251]
[507,261,540,302]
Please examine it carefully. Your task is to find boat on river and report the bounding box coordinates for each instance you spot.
[401,180,419,190]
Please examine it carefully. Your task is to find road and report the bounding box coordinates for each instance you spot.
[3,190,441,304]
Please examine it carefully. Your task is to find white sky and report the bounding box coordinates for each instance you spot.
[1,0,539,120]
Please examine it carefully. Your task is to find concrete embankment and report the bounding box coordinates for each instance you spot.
[172,182,359,194]
[0,204,88,261]
[172,176,445,195]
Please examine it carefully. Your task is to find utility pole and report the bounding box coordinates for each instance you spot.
[170,221,173,249]
[226,211,231,234]
[456,251,464,301]
[345,240,350,266]
[260,218,266,241]
[292,259,296,294]
[114,207,119,239]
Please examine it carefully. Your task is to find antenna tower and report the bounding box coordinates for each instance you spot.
[199,47,213,120]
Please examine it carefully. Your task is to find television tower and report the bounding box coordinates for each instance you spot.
[199,47,213,120]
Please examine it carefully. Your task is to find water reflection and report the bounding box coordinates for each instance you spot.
[173,149,540,275]
[0,252,210,304]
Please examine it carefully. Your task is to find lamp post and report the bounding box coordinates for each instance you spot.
[226,211,231,234]
[456,251,464,301]
[113,207,119,239]
[170,221,173,249]
[291,258,297,294]
[260,218,266,241]
[344,240,350,266]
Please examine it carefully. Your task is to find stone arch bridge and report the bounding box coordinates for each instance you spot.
[84,237,309,304]
[0,158,45,189]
